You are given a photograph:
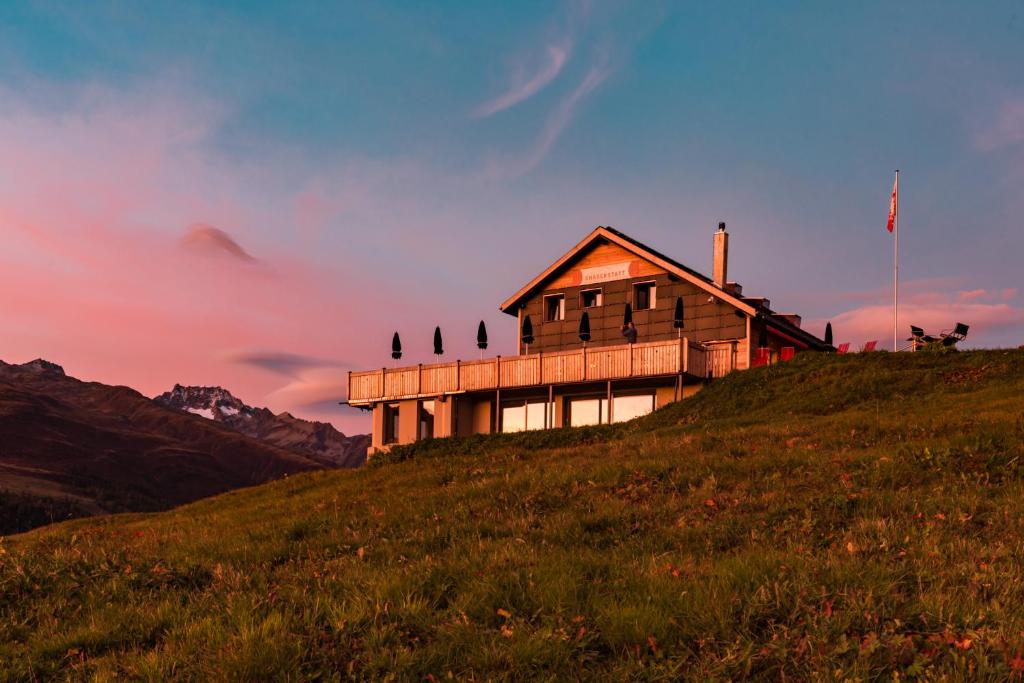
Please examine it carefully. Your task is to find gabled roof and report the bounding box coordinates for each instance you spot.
[499,225,829,350]
[499,226,757,316]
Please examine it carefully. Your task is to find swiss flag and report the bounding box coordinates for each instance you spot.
[886,174,897,232]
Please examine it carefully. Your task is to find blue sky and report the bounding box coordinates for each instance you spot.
[1,2,1022,431]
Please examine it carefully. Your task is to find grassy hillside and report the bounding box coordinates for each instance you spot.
[4,350,1024,680]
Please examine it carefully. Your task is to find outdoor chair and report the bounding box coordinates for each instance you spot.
[861,340,877,352]
[907,325,938,351]
[780,347,795,361]
[836,343,850,354]
[940,322,969,347]
[752,347,771,367]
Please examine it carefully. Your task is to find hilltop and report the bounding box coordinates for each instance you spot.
[4,350,1024,679]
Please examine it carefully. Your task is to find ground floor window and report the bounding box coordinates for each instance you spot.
[383,403,400,444]
[501,399,553,433]
[612,393,655,423]
[567,392,656,427]
[567,397,609,427]
[419,400,435,439]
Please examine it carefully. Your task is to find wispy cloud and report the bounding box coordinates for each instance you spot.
[486,62,609,179]
[473,43,571,118]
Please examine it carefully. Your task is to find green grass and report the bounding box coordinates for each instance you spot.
[4,350,1024,680]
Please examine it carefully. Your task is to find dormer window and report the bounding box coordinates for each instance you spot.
[580,288,603,308]
[633,282,656,310]
[544,294,565,322]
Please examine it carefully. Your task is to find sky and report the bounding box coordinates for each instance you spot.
[2,1,1023,434]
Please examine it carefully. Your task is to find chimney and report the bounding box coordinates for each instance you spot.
[713,221,729,289]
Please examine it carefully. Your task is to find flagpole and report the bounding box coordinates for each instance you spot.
[893,169,899,352]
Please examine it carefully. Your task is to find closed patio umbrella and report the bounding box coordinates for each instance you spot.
[579,311,591,343]
[521,314,534,352]
[824,321,833,347]
[391,332,402,361]
[433,326,443,357]
[477,321,488,350]
[477,320,488,359]
[673,296,684,337]
[623,303,633,326]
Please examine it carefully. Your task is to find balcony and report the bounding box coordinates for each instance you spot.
[347,337,740,406]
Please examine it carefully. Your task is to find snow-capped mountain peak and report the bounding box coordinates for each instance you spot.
[158,385,254,421]
[154,385,368,468]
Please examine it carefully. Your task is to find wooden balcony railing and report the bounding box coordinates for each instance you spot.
[347,337,741,406]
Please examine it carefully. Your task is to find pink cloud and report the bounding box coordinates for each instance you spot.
[0,82,461,434]
[181,223,257,262]
[810,287,1024,351]
[957,288,989,302]
[953,288,1018,304]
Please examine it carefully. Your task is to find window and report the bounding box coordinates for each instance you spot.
[544,294,565,322]
[501,399,553,433]
[567,397,609,427]
[580,288,603,308]
[419,400,435,439]
[383,403,400,444]
[612,393,655,423]
[633,282,656,310]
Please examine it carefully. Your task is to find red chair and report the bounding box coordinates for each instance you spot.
[861,340,877,352]
[780,347,795,361]
[836,343,851,354]
[752,347,771,367]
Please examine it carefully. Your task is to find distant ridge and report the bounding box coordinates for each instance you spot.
[0,359,327,534]
[154,384,368,468]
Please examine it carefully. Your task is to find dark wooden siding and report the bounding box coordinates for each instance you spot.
[520,272,747,354]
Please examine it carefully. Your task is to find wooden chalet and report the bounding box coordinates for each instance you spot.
[346,224,829,455]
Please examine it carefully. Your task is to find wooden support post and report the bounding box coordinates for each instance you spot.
[380,367,386,399]
[496,355,501,388]
[547,384,554,429]
[495,389,501,433]
[451,395,458,436]
[680,338,688,401]
[607,380,613,425]
[417,363,422,396]
[455,359,461,392]
[582,346,588,382]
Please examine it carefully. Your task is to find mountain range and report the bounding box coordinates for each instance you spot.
[0,359,367,534]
